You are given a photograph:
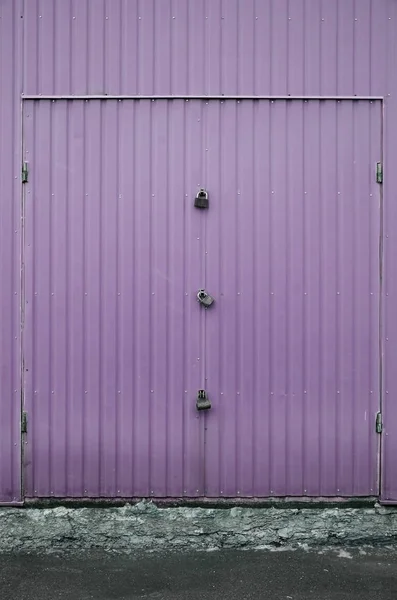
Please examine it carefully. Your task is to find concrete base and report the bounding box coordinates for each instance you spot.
[1,502,397,553]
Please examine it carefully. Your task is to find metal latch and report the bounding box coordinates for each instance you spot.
[376,162,383,184]
[376,412,382,434]
[22,161,28,184]
[21,411,27,434]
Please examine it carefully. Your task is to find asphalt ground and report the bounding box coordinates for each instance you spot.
[1,546,397,599]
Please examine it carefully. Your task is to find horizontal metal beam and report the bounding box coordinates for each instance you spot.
[21,94,384,101]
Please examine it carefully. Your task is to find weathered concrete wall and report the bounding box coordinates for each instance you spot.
[1,503,397,553]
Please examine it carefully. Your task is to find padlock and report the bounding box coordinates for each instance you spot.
[196,390,211,411]
[194,188,209,209]
[197,289,215,308]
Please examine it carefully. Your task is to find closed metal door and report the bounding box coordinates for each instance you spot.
[22,99,205,498]
[203,99,382,497]
[22,98,382,499]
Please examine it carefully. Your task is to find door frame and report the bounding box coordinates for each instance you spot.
[20,94,385,501]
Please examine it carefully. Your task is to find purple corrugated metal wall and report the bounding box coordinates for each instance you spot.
[1,0,397,501]
[0,0,22,503]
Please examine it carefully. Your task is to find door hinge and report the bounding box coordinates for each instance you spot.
[22,161,28,183]
[376,161,383,184]
[21,411,27,434]
[376,411,383,434]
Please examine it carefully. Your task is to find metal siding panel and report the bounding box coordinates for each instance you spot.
[382,0,397,502]
[21,0,387,98]
[0,0,22,503]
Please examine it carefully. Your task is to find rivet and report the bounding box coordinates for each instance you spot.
[288,17,291,20]
[151,390,154,393]
[304,390,307,394]
[118,293,121,296]
[237,391,240,395]
[152,292,154,295]
[355,18,358,21]
[185,390,187,393]
[51,390,54,394]
[85,391,88,394]
[73,16,76,19]
[197,357,200,361]
[118,391,121,394]
[337,390,340,394]
[106,16,109,19]
[152,193,155,196]
[221,392,224,395]
[139,16,141,19]
[338,192,341,195]
[370,193,372,197]
[197,237,200,240]
[271,191,274,194]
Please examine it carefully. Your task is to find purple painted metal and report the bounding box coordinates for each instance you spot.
[0,0,22,503]
[203,99,381,497]
[23,99,204,497]
[1,0,397,501]
[23,98,381,498]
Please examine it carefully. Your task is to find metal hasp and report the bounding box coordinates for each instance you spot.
[376,162,383,184]
[21,411,27,434]
[194,188,209,209]
[197,289,215,308]
[22,161,28,183]
[196,390,211,411]
[376,412,383,434]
